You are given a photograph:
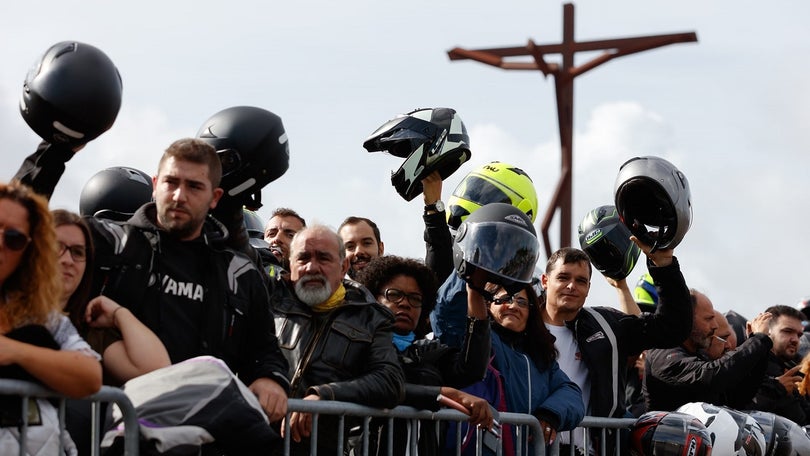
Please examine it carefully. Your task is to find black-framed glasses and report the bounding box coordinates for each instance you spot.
[0,228,31,251]
[488,294,530,308]
[57,242,87,262]
[383,288,423,308]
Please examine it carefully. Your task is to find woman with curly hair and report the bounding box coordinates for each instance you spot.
[0,181,101,397]
[356,255,493,456]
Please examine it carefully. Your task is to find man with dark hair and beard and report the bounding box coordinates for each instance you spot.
[271,224,404,452]
[338,216,384,279]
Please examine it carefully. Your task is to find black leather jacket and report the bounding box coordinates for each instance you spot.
[272,279,405,407]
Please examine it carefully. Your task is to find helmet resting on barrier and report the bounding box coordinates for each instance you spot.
[196,106,289,209]
[447,161,538,231]
[577,205,641,281]
[363,107,471,202]
[79,166,152,221]
[21,41,122,147]
[677,402,766,456]
[629,410,713,456]
[614,156,691,251]
[453,202,540,295]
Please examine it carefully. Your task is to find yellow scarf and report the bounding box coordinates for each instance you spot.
[311,284,346,313]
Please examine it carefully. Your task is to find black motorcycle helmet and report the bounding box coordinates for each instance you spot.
[614,156,692,252]
[630,411,713,456]
[79,166,153,221]
[20,41,122,147]
[453,202,539,295]
[363,107,471,201]
[578,205,641,280]
[196,106,290,210]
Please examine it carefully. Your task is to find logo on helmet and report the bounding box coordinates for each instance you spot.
[584,228,603,245]
[687,436,697,456]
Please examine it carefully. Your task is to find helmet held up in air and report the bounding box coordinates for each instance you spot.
[453,202,540,295]
[447,161,538,231]
[20,41,123,147]
[79,166,153,221]
[197,106,290,210]
[578,205,641,281]
[363,107,471,201]
[614,156,691,252]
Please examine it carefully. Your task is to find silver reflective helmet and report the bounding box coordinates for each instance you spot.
[614,156,692,251]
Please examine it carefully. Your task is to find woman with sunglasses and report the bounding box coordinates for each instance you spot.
[440,202,584,455]
[0,181,102,396]
[52,209,170,385]
[467,282,584,454]
[356,255,493,456]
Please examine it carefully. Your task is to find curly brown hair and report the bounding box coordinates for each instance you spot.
[1,181,62,327]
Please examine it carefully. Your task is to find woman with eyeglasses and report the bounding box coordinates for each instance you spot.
[53,209,170,455]
[52,209,170,385]
[356,255,493,456]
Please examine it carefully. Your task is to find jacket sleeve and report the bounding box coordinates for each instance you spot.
[240,268,290,392]
[402,384,443,411]
[429,274,469,349]
[620,257,693,353]
[438,318,491,389]
[649,334,772,398]
[14,141,74,200]
[423,210,454,284]
[309,318,405,408]
[535,360,585,431]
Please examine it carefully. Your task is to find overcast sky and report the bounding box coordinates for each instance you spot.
[2,1,808,319]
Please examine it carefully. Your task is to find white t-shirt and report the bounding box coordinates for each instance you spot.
[546,322,591,452]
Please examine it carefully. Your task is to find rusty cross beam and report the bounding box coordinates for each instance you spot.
[448,3,697,257]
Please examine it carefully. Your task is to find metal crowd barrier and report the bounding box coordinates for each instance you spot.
[285,398,545,456]
[0,379,139,456]
[284,400,638,456]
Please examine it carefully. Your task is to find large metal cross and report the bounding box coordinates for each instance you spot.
[448,3,697,257]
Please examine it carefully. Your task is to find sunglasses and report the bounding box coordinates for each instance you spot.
[488,294,531,308]
[383,288,424,308]
[58,242,87,262]
[0,228,31,251]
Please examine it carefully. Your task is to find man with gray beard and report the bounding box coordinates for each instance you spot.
[271,224,404,452]
[643,290,773,411]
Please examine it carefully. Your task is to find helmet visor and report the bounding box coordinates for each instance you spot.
[363,115,442,158]
[217,148,243,178]
[453,175,519,207]
[457,221,539,285]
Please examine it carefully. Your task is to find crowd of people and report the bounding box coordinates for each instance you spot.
[4,42,810,456]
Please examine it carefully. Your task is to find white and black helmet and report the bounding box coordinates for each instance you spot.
[677,402,766,456]
[453,202,540,295]
[614,156,692,251]
[364,107,471,201]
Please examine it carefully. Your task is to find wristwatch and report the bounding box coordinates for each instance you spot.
[424,200,445,214]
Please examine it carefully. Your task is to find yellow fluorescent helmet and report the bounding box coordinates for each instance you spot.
[446,161,538,230]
